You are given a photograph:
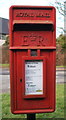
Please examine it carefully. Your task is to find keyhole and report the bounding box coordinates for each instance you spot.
[20,79,22,82]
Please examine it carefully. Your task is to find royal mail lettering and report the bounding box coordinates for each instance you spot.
[16,12,50,18]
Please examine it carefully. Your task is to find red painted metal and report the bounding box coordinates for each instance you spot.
[9,6,56,114]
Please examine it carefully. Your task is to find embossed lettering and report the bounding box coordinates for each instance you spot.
[21,35,49,46]
[22,36,29,46]
[16,12,50,18]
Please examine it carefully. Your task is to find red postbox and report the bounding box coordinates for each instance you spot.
[9,6,56,114]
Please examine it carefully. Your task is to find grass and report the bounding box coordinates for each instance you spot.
[0,64,66,68]
[0,84,64,119]
[56,66,66,68]
[0,64,66,69]
[1,94,25,118]
[0,64,9,68]
[36,84,64,118]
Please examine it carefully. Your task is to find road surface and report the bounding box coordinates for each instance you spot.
[0,68,65,93]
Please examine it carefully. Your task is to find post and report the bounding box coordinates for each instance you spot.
[27,113,36,120]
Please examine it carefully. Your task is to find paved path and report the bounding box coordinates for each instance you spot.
[0,68,65,93]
